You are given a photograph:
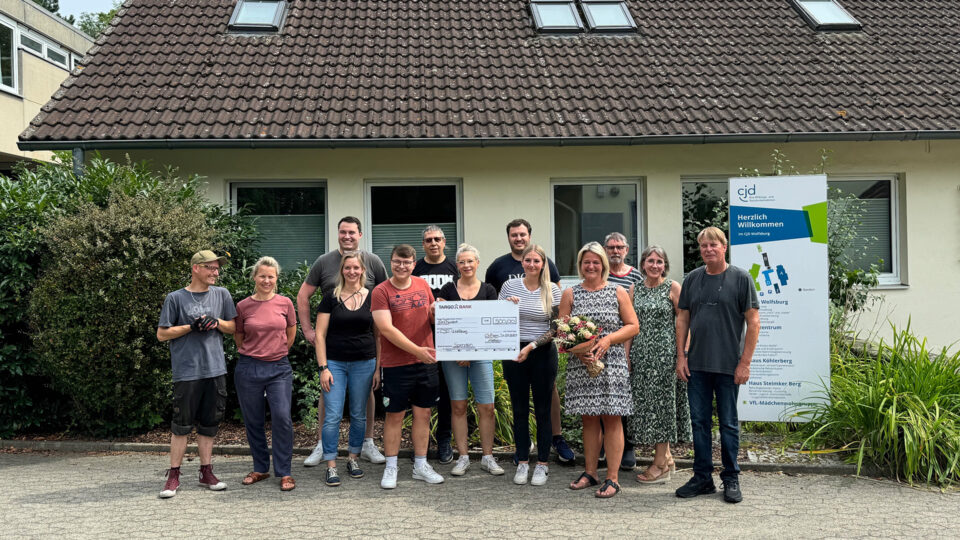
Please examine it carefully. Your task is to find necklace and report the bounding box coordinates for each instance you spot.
[339,288,363,310]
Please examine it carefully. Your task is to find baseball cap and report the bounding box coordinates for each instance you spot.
[191,250,228,266]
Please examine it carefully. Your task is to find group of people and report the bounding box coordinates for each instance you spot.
[156,215,759,503]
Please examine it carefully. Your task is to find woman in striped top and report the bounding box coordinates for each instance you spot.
[499,244,562,487]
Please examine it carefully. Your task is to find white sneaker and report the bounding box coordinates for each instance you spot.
[451,456,470,476]
[531,464,549,486]
[513,463,529,485]
[412,461,445,484]
[380,465,398,489]
[480,456,505,476]
[303,439,324,467]
[361,439,386,464]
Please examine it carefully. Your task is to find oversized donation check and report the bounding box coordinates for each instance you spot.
[434,300,520,361]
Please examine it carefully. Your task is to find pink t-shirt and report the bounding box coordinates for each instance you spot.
[235,294,297,361]
[371,276,435,368]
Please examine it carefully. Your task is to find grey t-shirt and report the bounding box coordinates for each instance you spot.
[158,286,238,382]
[678,265,759,376]
[305,249,388,298]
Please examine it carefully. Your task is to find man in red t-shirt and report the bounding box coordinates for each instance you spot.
[372,244,445,489]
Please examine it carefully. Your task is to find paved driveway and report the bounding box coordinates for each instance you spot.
[1,452,958,539]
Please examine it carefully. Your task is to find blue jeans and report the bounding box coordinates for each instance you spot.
[321,358,377,461]
[441,360,495,403]
[235,356,293,477]
[687,370,740,482]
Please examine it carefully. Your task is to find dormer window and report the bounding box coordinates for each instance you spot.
[530,1,584,33]
[791,0,861,31]
[228,0,287,33]
[580,1,637,33]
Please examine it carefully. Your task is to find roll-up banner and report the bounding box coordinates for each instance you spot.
[729,175,829,422]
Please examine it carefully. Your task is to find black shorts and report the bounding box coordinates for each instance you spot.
[381,363,440,413]
[171,375,227,437]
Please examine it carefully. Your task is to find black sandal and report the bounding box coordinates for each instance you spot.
[569,472,599,490]
[595,479,621,498]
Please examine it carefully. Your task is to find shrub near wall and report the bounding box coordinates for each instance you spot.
[0,156,213,436]
[28,191,215,435]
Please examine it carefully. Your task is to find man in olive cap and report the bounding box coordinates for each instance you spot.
[156,250,237,498]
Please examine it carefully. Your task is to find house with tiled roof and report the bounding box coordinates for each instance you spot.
[1,0,93,175]
[18,0,960,346]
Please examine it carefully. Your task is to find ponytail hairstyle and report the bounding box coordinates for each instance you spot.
[521,244,552,315]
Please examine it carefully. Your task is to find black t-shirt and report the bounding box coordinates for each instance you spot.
[484,253,561,294]
[438,281,498,302]
[317,293,376,361]
[412,258,459,297]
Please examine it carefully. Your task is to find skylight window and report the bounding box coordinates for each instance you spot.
[530,1,584,33]
[791,0,861,31]
[228,0,287,32]
[580,1,637,32]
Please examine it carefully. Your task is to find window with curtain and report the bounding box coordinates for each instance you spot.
[234,184,326,271]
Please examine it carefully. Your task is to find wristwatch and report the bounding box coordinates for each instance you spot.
[318,365,328,372]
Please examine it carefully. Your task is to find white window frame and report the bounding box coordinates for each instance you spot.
[549,177,645,280]
[363,178,464,253]
[827,174,902,287]
[789,0,862,31]
[679,174,902,287]
[0,15,19,95]
[44,42,69,69]
[17,28,72,71]
[229,180,329,252]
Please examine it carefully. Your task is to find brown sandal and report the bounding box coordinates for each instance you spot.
[637,464,671,484]
[280,476,296,491]
[242,472,270,485]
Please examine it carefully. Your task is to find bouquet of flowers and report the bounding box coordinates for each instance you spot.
[553,315,605,377]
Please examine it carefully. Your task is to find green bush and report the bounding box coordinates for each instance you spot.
[29,191,215,435]
[0,154,208,436]
[794,325,960,486]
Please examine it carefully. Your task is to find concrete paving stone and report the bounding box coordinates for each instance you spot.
[1,452,959,539]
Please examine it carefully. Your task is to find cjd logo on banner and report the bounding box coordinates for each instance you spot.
[729,175,829,422]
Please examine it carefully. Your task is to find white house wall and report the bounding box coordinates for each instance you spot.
[101,139,960,348]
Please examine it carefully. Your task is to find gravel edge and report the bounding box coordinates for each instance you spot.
[1,438,859,476]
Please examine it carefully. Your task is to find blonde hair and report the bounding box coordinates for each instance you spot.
[521,244,552,315]
[697,226,728,246]
[250,256,281,292]
[334,251,366,299]
[576,242,610,282]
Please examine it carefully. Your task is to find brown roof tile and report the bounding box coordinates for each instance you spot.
[20,0,960,146]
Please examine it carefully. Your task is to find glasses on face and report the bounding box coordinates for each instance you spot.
[423,237,444,244]
[605,244,627,251]
[200,264,220,272]
[390,259,414,267]
[457,258,477,266]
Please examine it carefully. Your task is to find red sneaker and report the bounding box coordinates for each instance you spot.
[159,467,180,498]
[198,464,227,491]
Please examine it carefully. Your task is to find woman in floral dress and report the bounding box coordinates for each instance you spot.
[560,242,639,498]
[627,245,691,484]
